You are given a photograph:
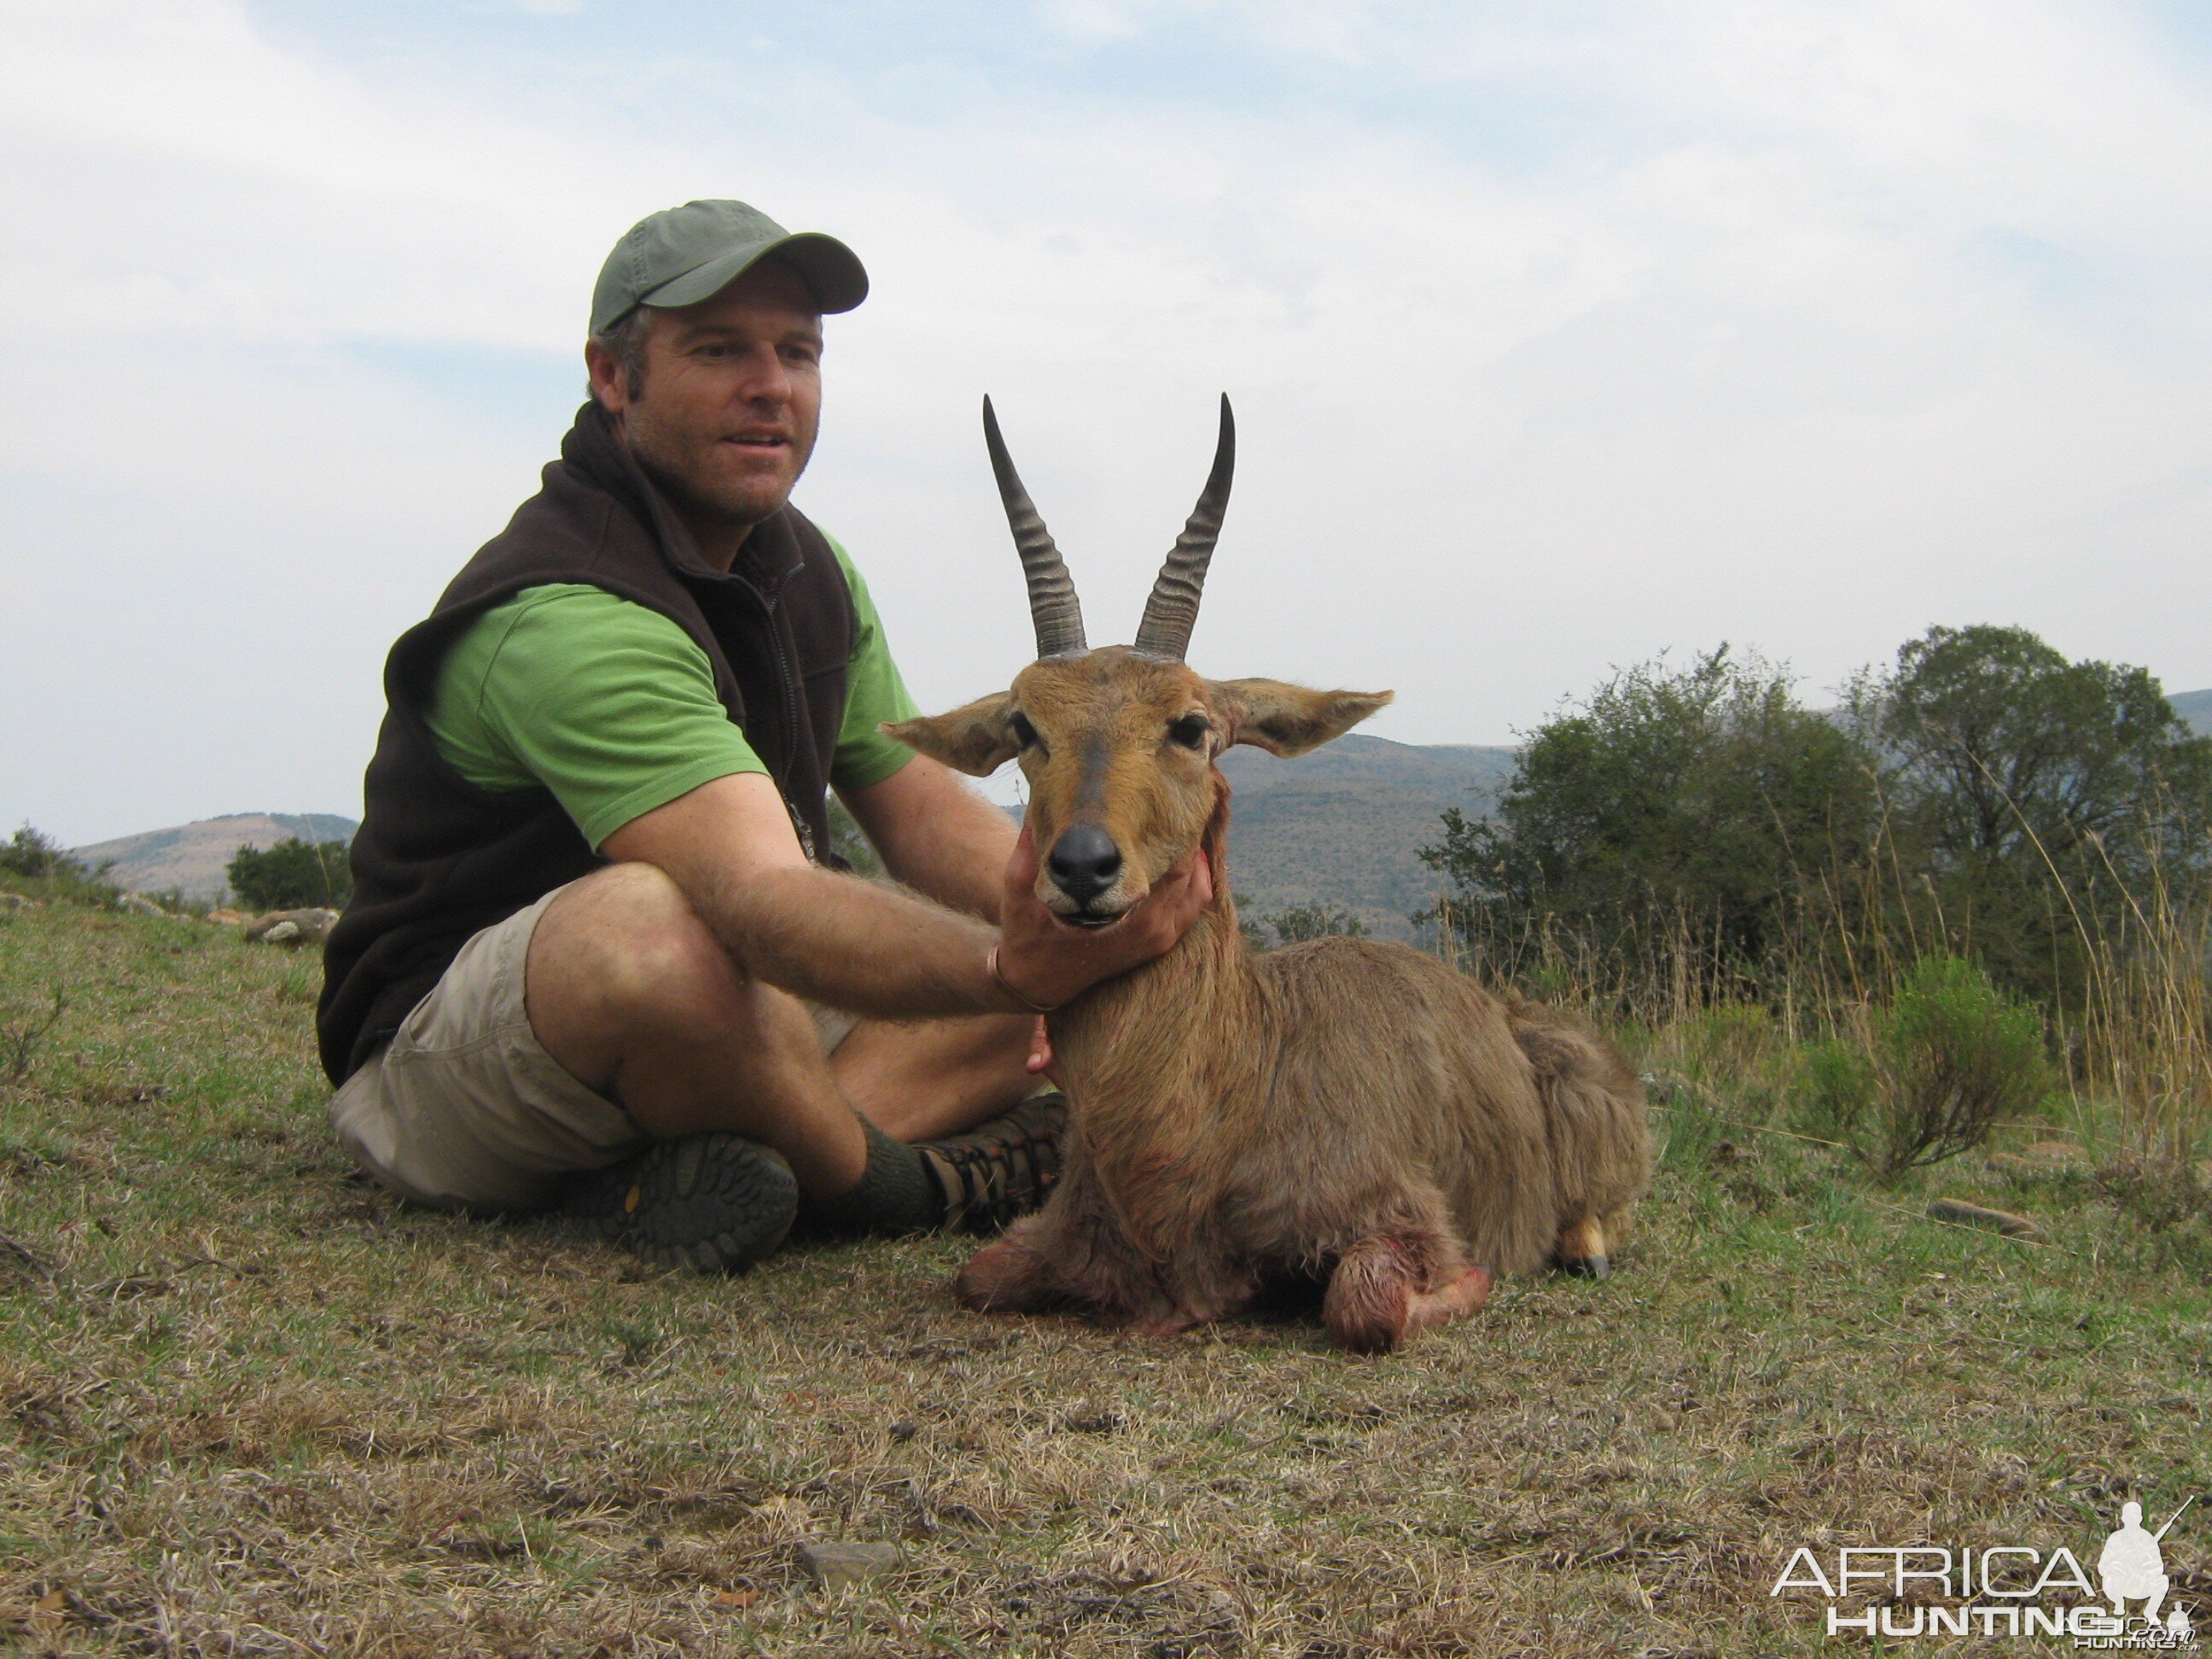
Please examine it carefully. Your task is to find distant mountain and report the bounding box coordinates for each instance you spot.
[1216,735,1516,941]
[66,736,1510,927]
[73,813,358,902]
[59,684,2202,924]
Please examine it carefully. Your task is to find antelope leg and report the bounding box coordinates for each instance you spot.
[1324,1237,1487,1353]
[1405,1264,1492,1334]
[954,1231,1055,1313]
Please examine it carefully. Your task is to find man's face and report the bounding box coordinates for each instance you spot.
[589,259,824,532]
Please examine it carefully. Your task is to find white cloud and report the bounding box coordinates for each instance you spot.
[2,0,2209,843]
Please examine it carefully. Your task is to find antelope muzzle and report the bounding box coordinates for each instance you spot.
[1045,823,1124,918]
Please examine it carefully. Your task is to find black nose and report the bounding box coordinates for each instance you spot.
[1047,824,1122,904]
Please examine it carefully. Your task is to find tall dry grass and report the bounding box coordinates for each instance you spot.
[2066,830,2212,1163]
[1427,795,2212,1173]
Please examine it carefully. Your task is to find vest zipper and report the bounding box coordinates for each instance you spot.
[766,604,813,863]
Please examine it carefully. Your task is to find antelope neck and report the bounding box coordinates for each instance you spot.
[1047,773,1249,1117]
[1045,760,1255,1198]
[1048,894,1259,1254]
[1052,896,1252,1074]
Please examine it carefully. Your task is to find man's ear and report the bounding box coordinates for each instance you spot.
[882,693,1020,777]
[1211,679,1394,757]
[583,335,629,415]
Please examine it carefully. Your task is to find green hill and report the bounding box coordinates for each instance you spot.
[1216,735,1516,940]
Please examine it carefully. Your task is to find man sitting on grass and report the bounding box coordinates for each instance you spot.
[317,199,1207,1270]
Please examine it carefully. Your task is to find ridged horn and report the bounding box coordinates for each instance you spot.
[1132,394,1234,661]
[982,397,1087,660]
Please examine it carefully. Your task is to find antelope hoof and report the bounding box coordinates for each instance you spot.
[1322,1242,1412,1354]
[1555,1217,1610,1280]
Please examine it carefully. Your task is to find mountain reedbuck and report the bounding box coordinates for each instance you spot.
[888,399,1651,1353]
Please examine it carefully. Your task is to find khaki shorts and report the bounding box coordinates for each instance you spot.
[329,881,857,1214]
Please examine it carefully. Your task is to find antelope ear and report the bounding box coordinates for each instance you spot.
[883,693,1021,777]
[1212,680,1394,757]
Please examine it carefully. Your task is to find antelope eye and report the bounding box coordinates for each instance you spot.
[1009,712,1040,750]
[1168,714,1209,750]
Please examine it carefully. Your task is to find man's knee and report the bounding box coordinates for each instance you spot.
[533,863,747,1039]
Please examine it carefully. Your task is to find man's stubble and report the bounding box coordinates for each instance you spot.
[623,408,818,540]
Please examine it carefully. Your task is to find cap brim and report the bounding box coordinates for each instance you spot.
[641,230,869,317]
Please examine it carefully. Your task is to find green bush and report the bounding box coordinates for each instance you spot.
[0,825,122,908]
[1799,1037,1879,1144]
[1801,954,2052,1175]
[1418,647,1884,1006]
[1848,624,2212,1007]
[1422,626,2212,1021]
[1879,953,2051,1171]
[0,826,77,880]
[227,838,352,911]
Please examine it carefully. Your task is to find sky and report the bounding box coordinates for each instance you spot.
[4,0,2211,847]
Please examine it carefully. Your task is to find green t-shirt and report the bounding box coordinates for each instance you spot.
[423,535,918,850]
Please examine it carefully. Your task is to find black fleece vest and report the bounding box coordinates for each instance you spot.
[317,402,855,1084]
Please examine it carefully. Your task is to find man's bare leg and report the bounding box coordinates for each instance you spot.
[526,863,1039,1198]
[527,862,876,1196]
[835,1014,1040,1144]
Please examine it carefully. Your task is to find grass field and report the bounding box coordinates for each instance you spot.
[2,899,2209,1656]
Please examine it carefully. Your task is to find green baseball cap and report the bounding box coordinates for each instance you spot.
[590,199,869,335]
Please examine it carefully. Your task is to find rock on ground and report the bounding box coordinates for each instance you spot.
[244,909,340,946]
[798,1541,905,1590]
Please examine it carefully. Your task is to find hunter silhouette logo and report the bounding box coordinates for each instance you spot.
[1771,1498,2198,1644]
[2100,1500,2194,1638]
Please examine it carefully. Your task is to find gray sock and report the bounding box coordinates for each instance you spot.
[799,1117,940,1236]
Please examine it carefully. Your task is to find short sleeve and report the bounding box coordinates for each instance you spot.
[458,586,768,849]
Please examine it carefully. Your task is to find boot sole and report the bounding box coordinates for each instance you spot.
[569,1134,798,1273]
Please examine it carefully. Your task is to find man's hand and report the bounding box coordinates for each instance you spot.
[993,824,1214,1012]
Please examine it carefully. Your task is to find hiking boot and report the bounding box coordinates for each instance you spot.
[565,1132,798,1272]
[917,1091,1069,1234]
